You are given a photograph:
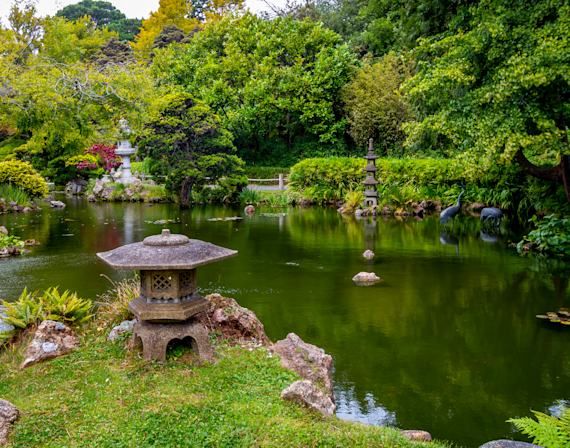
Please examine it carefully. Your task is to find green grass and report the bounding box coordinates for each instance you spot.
[0,322,449,448]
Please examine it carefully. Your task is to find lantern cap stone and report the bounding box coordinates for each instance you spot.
[97,230,238,270]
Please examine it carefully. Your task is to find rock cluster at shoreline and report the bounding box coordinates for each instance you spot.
[0,199,40,214]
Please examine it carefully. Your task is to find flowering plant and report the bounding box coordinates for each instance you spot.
[76,143,122,173]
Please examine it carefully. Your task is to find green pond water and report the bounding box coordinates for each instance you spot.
[1,197,569,447]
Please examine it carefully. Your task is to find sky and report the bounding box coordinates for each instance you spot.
[0,0,283,25]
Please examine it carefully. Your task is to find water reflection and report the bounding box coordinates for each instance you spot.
[1,201,569,448]
[480,228,503,244]
[439,230,459,256]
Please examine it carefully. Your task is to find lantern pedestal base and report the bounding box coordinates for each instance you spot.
[128,293,210,323]
[131,318,213,362]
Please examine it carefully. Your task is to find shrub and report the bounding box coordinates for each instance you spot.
[0,160,49,197]
[517,215,570,258]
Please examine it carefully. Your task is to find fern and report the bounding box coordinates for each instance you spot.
[1,288,42,329]
[508,405,570,448]
[41,287,93,324]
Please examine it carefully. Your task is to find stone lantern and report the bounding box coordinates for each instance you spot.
[114,119,136,184]
[97,229,238,361]
[362,138,379,207]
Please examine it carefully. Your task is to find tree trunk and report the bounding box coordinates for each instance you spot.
[180,178,194,206]
[516,150,570,205]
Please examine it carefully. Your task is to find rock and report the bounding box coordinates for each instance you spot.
[270,333,334,400]
[0,226,7,235]
[381,205,392,215]
[281,380,336,418]
[0,398,19,446]
[0,306,15,335]
[24,239,40,246]
[125,187,135,199]
[479,441,545,448]
[355,209,363,217]
[13,206,23,212]
[401,430,432,441]
[8,201,17,207]
[50,200,66,208]
[19,320,80,370]
[87,194,96,202]
[42,196,54,203]
[413,206,425,216]
[363,250,374,259]
[140,190,150,198]
[93,180,105,196]
[0,247,14,257]
[107,319,138,342]
[70,177,88,194]
[470,202,486,211]
[352,272,381,282]
[244,205,255,214]
[101,186,116,200]
[22,207,31,213]
[195,294,270,345]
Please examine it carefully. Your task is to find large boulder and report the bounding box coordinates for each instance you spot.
[19,320,80,370]
[101,186,116,200]
[50,201,66,208]
[0,398,19,446]
[124,187,135,199]
[270,333,334,400]
[195,294,270,345]
[479,441,544,448]
[281,380,336,418]
[70,177,88,194]
[92,180,105,197]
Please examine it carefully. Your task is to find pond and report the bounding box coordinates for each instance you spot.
[1,197,569,447]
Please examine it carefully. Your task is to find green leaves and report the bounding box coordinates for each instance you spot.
[517,214,570,257]
[508,404,570,448]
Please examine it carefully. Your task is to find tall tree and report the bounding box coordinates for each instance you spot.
[138,92,245,204]
[403,0,570,201]
[56,0,143,41]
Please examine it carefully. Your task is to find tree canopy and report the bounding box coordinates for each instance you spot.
[152,14,358,164]
[56,0,143,41]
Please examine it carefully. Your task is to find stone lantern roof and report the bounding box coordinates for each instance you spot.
[97,229,238,270]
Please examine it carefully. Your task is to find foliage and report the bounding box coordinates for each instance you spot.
[96,275,139,323]
[0,160,48,197]
[92,37,133,65]
[5,1,43,61]
[0,233,25,251]
[238,187,264,204]
[343,53,412,153]
[344,189,365,209]
[402,0,570,180]
[508,404,570,448]
[138,92,245,204]
[77,143,122,173]
[56,0,143,41]
[0,288,41,332]
[243,166,290,180]
[0,183,31,204]
[41,15,117,63]
[131,0,242,59]
[517,215,570,258]
[1,286,93,333]
[0,57,159,184]
[0,137,26,162]
[40,287,94,324]
[152,14,358,162]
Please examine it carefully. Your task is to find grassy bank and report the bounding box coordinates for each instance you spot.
[0,310,450,447]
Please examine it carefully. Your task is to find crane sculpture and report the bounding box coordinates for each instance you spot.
[440,184,466,230]
[480,207,503,227]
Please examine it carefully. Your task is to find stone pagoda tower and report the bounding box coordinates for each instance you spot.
[362,138,379,206]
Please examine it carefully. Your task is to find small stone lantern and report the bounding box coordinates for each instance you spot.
[362,138,379,207]
[97,229,237,361]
